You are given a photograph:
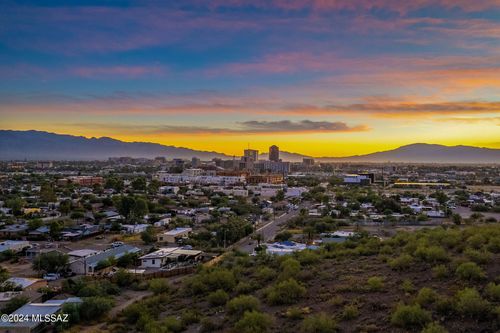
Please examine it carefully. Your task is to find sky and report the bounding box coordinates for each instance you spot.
[0,0,499,157]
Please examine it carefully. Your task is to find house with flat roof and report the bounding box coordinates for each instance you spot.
[157,227,192,243]
[0,241,31,253]
[139,247,202,268]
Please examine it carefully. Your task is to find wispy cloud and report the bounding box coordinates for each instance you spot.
[64,120,369,135]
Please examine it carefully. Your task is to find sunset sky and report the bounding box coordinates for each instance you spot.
[1,0,499,157]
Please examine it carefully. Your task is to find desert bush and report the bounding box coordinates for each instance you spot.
[366,276,384,292]
[415,245,449,263]
[234,311,273,333]
[421,322,449,333]
[391,304,431,329]
[415,287,438,306]
[401,279,415,293]
[148,278,170,294]
[432,265,449,279]
[341,304,359,320]
[455,287,490,319]
[301,313,337,333]
[162,316,183,333]
[279,258,301,280]
[455,262,486,281]
[267,278,306,305]
[285,307,305,320]
[485,283,500,301]
[464,248,491,264]
[255,266,276,283]
[180,309,200,326]
[79,296,115,321]
[389,254,414,271]
[200,317,222,332]
[227,295,261,316]
[207,289,229,306]
[297,250,321,265]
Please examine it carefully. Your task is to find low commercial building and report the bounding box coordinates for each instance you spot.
[343,174,372,185]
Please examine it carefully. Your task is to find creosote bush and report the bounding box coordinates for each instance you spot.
[267,278,306,305]
[455,262,486,281]
[366,276,384,292]
[234,311,273,333]
[301,313,337,333]
[227,295,261,317]
[391,304,431,329]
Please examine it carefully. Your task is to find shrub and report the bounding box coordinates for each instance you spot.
[255,267,276,283]
[366,276,384,292]
[464,248,491,264]
[455,262,486,281]
[421,322,449,333]
[162,316,183,333]
[391,304,431,329]
[148,278,170,295]
[455,288,490,319]
[485,283,500,301]
[200,317,221,332]
[267,278,306,305]
[227,295,260,316]
[415,246,449,263]
[115,269,134,287]
[234,311,273,333]
[180,309,200,326]
[207,289,229,306]
[389,254,414,271]
[341,304,359,320]
[79,296,115,321]
[432,265,449,279]
[235,281,254,295]
[415,287,438,307]
[401,279,415,293]
[285,307,304,320]
[297,250,321,266]
[301,313,337,333]
[280,258,301,279]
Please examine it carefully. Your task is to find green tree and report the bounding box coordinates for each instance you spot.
[141,226,155,244]
[32,251,68,273]
[40,182,57,202]
[132,177,147,191]
[49,221,63,239]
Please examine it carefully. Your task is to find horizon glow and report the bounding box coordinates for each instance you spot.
[0,1,499,157]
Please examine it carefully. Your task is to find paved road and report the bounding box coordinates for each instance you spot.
[235,203,309,253]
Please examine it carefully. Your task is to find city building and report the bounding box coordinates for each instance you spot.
[244,149,259,162]
[269,145,280,162]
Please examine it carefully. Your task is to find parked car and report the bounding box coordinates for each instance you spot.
[111,241,124,248]
[95,235,105,240]
[43,273,60,281]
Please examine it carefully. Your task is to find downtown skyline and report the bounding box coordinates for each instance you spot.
[1,0,500,157]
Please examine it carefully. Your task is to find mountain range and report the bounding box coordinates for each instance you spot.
[0,130,498,164]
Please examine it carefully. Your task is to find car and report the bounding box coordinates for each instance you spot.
[95,235,105,240]
[43,273,60,281]
[111,241,124,248]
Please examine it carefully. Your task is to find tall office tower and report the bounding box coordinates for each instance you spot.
[244,149,259,162]
[191,157,201,168]
[269,145,280,162]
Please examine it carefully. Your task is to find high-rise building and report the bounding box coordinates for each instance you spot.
[191,157,201,168]
[244,149,259,162]
[269,145,279,162]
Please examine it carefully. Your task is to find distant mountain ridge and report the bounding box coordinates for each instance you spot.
[0,130,230,161]
[0,130,498,163]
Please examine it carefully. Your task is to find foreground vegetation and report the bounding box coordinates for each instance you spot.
[69,224,499,333]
